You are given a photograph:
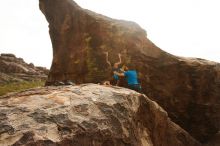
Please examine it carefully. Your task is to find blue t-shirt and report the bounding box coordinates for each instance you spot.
[124,70,139,85]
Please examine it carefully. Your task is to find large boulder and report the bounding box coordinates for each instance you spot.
[0,84,200,146]
[39,0,220,143]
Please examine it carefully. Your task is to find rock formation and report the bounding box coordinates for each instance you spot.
[0,84,201,146]
[39,0,220,144]
[0,53,49,84]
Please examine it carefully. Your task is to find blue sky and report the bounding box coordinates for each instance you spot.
[0,0,219,68]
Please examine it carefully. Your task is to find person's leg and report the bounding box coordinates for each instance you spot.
[133,84,140,92]
[113,74,120,86]
[116,79,120,86]
[135,84,142,93]
[128,84,135,91]
[128,84,142,93]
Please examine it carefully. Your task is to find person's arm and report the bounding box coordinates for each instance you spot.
[113,71,125,77]
[119,68,125,73]
[104,52,112,67]
[115,53,122,66]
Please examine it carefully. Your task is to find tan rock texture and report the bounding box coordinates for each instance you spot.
[0,84,201,146]
[0,53,49,84]
[39,0,220,143]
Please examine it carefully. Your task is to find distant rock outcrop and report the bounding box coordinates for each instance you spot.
[0,53,49,84]
[39,0,220,144]
[0,84,201,146]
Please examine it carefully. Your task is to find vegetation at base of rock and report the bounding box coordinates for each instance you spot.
[0,80,45,96]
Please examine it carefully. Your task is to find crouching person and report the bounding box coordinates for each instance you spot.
[114,65,142,93]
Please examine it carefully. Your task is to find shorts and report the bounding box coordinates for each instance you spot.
[128,84,142,93]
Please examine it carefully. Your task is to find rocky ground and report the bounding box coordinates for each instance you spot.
[0,84,200,146]
[0,53,48,84]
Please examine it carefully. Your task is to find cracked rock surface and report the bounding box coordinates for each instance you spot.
[0,84,200,146]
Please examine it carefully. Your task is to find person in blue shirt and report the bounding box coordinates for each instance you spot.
[114,65,142,92]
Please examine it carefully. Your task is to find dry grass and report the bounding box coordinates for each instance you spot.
[0,80,45,96]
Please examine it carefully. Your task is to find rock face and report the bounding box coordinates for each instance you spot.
[0,84,201,146]
[0,53,49,84]
[39,0,163,85]
[39,0,220,143]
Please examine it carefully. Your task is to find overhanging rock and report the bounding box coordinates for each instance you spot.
[39,0,220,143]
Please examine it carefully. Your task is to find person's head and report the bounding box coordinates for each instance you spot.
[122,65,129,71]
[113,63,119,68]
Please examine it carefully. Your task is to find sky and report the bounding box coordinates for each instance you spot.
[0,0,219,69]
